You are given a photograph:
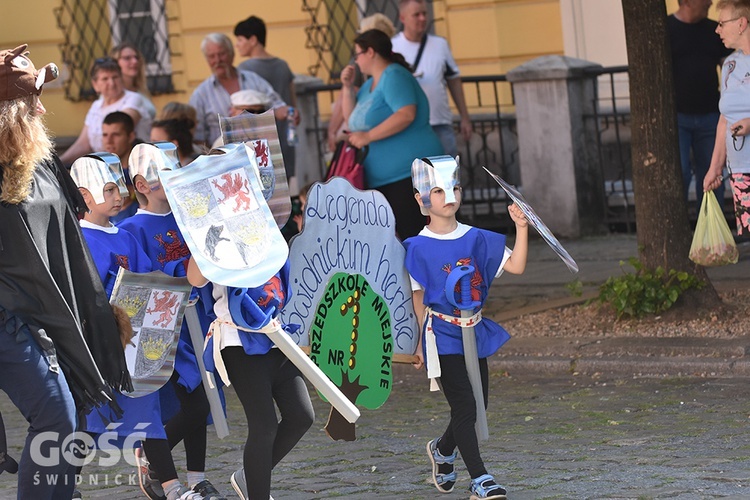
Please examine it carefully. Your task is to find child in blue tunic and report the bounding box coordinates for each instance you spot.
[187,258,314,500]
[117,145,222,500]
[403,156,528,500]
[70,154,179,492]
[73,154,153,295]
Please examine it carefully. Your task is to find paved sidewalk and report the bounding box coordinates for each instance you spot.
[487,233,750,321]
[485,234,750,378]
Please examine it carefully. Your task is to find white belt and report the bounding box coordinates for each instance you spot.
[423,307,483,391]
[205,317,281,388]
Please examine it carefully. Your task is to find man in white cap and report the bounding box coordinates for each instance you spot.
[229,88,271,116]
[210,89,273,149]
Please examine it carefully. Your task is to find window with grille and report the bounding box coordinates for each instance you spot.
[55,0,173,101]
[303,0,436,82]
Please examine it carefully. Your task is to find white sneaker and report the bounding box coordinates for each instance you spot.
[229,469,247,500]
[229,469,273,500]
[166,484,202,500]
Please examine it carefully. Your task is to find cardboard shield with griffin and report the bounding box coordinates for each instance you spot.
[218,109,291,228]
[109,269,192,397]
[159,142,288,288]
[280,177,419,440]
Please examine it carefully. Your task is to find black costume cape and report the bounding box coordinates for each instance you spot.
[0,156,132,413]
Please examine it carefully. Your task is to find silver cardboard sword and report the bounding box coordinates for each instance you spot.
[446,265,489,441]
[185,301,230,439]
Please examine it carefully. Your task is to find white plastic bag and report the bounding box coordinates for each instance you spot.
[689,191,739,266]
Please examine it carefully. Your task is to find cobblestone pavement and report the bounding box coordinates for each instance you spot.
[2,234,749,499]
[2,363,750,499]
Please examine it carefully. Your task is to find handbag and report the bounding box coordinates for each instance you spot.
[325,140,368,190]
[689,190,739,266]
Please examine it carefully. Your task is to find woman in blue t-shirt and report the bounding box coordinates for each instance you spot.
[341,29,444,239]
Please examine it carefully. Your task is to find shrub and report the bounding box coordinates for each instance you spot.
[596,257,704,320]
[565,279,583,297]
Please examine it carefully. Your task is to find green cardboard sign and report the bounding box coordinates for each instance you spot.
[310,272,393,409]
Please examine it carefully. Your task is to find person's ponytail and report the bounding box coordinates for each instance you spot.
[355,29,411,71]
[389,50,411,71]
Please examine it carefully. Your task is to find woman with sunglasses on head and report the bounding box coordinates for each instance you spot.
[341,28,443,239]
[59,57,154,165]
[705,0,750,234]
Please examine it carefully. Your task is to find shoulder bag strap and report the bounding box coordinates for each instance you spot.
[412,34,428,73]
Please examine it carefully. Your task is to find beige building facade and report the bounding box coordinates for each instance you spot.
[0,0,708,140]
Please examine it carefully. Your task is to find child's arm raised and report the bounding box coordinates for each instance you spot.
[502,203,529,275]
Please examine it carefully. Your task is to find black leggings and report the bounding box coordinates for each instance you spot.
[76,407,178,484]
[143,438,177,483]
[436,354,490,479]
[165,371,210,472]
[222,347,315,500]
[375,177,426,240]
[146,372,210,482]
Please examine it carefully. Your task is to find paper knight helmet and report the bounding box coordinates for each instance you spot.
[411,155,461,216]
[128,142,181,205]
[0,44,58,102]
[70,153,129,204]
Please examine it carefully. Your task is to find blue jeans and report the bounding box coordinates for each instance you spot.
[432,124,457,158]
[0,324,77,499]
[678,112,725,210]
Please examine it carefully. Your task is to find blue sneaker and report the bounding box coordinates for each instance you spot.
[426,438,457,493]
[469,474,507,500]
[192,479,227,499]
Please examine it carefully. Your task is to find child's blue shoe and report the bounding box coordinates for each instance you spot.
[469,474,507,500]
[426,438,457,493]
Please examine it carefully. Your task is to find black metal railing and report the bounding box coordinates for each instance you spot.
[582,65,737,231]
[453,75,518,230]
[301,0,405,81]
[303,82,342,177]
[583,65,635,232]
[302,68,674,233]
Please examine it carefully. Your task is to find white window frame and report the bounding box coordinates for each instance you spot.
[108,0,171,78]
